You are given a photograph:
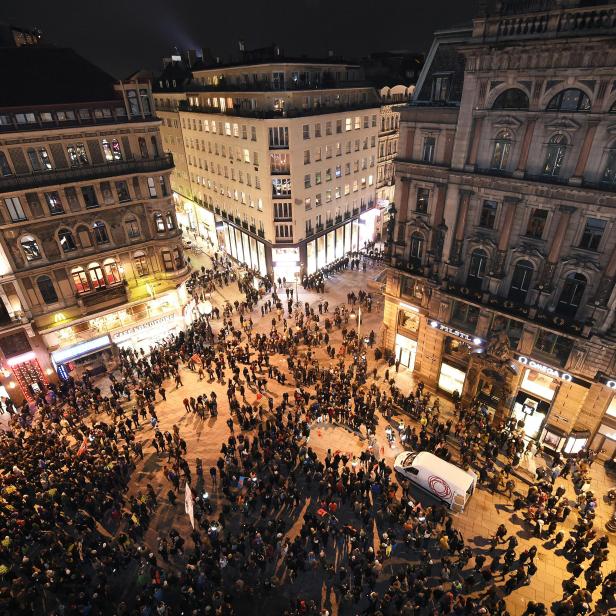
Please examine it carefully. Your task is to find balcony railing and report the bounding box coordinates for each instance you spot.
[0,154,174,193]
[79,283,127,308]
[158,78,373,94]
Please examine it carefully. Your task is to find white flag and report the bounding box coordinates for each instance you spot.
[184,483,195,529]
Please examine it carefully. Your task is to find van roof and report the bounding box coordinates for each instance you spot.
[413,451,476,491]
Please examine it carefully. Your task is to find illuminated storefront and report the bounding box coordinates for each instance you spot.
[305,220,362,275]
[219,221,268,276]
[394,302,421,371]
[272,247,300,283]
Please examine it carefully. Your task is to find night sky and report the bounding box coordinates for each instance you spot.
[1,0,477,78]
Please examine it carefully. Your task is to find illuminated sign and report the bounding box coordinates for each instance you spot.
[112,314,177,343]
[6,351,36,367]
[516,355,572,381]
[52,335,111,364]
[429,320,483,345]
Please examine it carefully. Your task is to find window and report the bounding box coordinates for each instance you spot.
[5,197,26,222]
[101,138,122,161]
[479,200,497,229]
[72,267,90,293]
[37,275,58,305]
[81,186,98,208]
[102,258,121,284]
[336,120,342,133]
[304,150,310,164]
[154,213,166,232]
[547,88,591,112]
[409,233,424,270]
[21,235,42,261]
[115,181,130,202]
[451,301,480,330]
[161,250,175,272]
[273,202,292,219]
[58,228,77,252]
[138,137,149,159]
[492,89,529,110]
[127,90,140,115]
[125,217,140,239]
[166,212,176,230]
[534,330,573,366]
[543,134,567,177]
[45,191,64,215]
[275,224,292,238]
[251,127,257,141]
[335,165,341,178]
[526,208,548,239]
[0,152,11,176]
[315,124,321,137]
[100,182,114,204]
[304,174,311,188]
[147,177,157,198]
[422,137,436,163]
[432,75,451,102]
[66,143,89,166]
[467,249,488,290]
[272,178,291,196]
[159,176,168,197]
[508,260,534,303]
[88,263,106,289]
[140,89,152,115]
[491,130,512,171]
[303,125,310,140]
[490,315,524,350]
[345,118,352,132]
[133,251,148,276]
[556,272,587,318]
[578,218,606,251]
[416,188,429,213]
[93,221,109,244]
[326,121,332,136]
[603,145,616,184]
[270,152,289,173]
[28,147,52,172]
[325,168,332,182]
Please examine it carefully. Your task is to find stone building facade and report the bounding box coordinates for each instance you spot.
[0,45,187,404]
[384,0,616,462]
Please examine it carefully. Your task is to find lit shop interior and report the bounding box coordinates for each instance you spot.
[44,292,184,379]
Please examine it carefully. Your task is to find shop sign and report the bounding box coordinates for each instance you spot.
[52,335,111,364]
[272,247,300,264]
[515,355,572,381]
[112,314,176,343]
[429,320,483,346]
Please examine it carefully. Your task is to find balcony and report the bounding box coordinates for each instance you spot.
[79,283,128,309]
[0,154,174,193]
[315,223,324,233]
[306,227,314,237]
[275,237,294,244]
[272,191,292,199]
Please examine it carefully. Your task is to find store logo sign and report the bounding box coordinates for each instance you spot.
[429,320,483,346]
[112,314,176,342]
[516,355,572,382]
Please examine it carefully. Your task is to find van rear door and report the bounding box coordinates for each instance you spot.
[452,493,466,513]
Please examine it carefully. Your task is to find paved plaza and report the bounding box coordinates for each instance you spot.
[104,245,616,615]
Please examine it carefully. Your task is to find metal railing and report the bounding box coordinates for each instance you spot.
[0,154,174,193]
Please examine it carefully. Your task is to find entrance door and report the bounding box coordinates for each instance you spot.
[395,334,417,371]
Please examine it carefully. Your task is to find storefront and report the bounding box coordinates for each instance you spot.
[220,221,268,276]
[510,368,557,439]
[197,207,218,248]
[112,313,182,349]
[541,425,590,456]
[272,247,300,283]
[395,333,417,371]
[51,335,113,379]
[394,302,421,371]
[439,362,466,395]
[306,220,361,275]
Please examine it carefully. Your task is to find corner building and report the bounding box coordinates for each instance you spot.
[0,45,187,404]
[154,55,381,282]
[384,0,616,462]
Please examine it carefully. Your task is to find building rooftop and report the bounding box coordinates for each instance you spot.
[0,46,118,108]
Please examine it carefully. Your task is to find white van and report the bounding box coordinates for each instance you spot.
[394,451,477,512]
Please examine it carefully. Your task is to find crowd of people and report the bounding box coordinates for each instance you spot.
[0,247,614,616]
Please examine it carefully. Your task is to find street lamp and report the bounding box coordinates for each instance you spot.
[349,306,362,342]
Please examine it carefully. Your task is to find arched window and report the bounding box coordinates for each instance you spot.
[127,90,140,116]
[133,251,148,277]
[602,142,616,184]
[37,275,58,305]
[125,217,140,239]
[58,228,76,252]
[508,260,534,303]
[543,134,567,177]
[93,221,109,244]
[556,272,587,318]
[20,235,42,261]
[547,89,591,112]
[72,266,90,294]
[161,250,175,272]
[166,212,176,230]
[409,233,424,270]
[138,137,148,159]
[154,212,166,233]
[490,130,513,171]
[88,262,105,289]
[467,249,488,290]
[492,89,529,110]
[103,258,121,284]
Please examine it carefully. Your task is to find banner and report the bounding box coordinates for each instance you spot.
[184,483,194,529]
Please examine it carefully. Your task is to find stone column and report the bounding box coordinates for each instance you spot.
[491,196,520,277]
[431,183,448,262]
[570,120,599,186]
[395,176,411,221]
[449,190,473,266]
[399,126,416,160]
[465,117,483,169]
[541,205,576,289]
[514,117,537,178]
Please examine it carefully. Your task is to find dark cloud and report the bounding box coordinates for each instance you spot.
[1,0,478,78]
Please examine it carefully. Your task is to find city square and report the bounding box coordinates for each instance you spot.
[1,0,616,614]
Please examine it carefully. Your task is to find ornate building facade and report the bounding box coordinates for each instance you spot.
[0,45,187,404]
[384,0,616,462]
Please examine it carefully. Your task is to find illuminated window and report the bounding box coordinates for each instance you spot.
[103,258,121,284]
[154,212,166,232]
[58,228,76,252]
[72,266,90,293]
[66,143,89,166]
[133,251,148,276]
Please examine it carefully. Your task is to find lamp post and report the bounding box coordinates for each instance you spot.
[350,305,362,344]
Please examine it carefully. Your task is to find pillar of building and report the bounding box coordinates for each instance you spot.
[399,126,416,160]
[465,117,483,169]
[491,196,519,277]
[540,205,576,289]
[570,120,599,186]
[449,190,473,266]
[395,176,411,222]
[595,243,616,307]
[514,117,537,178]
[430,183,448,263]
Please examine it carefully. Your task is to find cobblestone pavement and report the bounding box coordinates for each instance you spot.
[111,243,615,615]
